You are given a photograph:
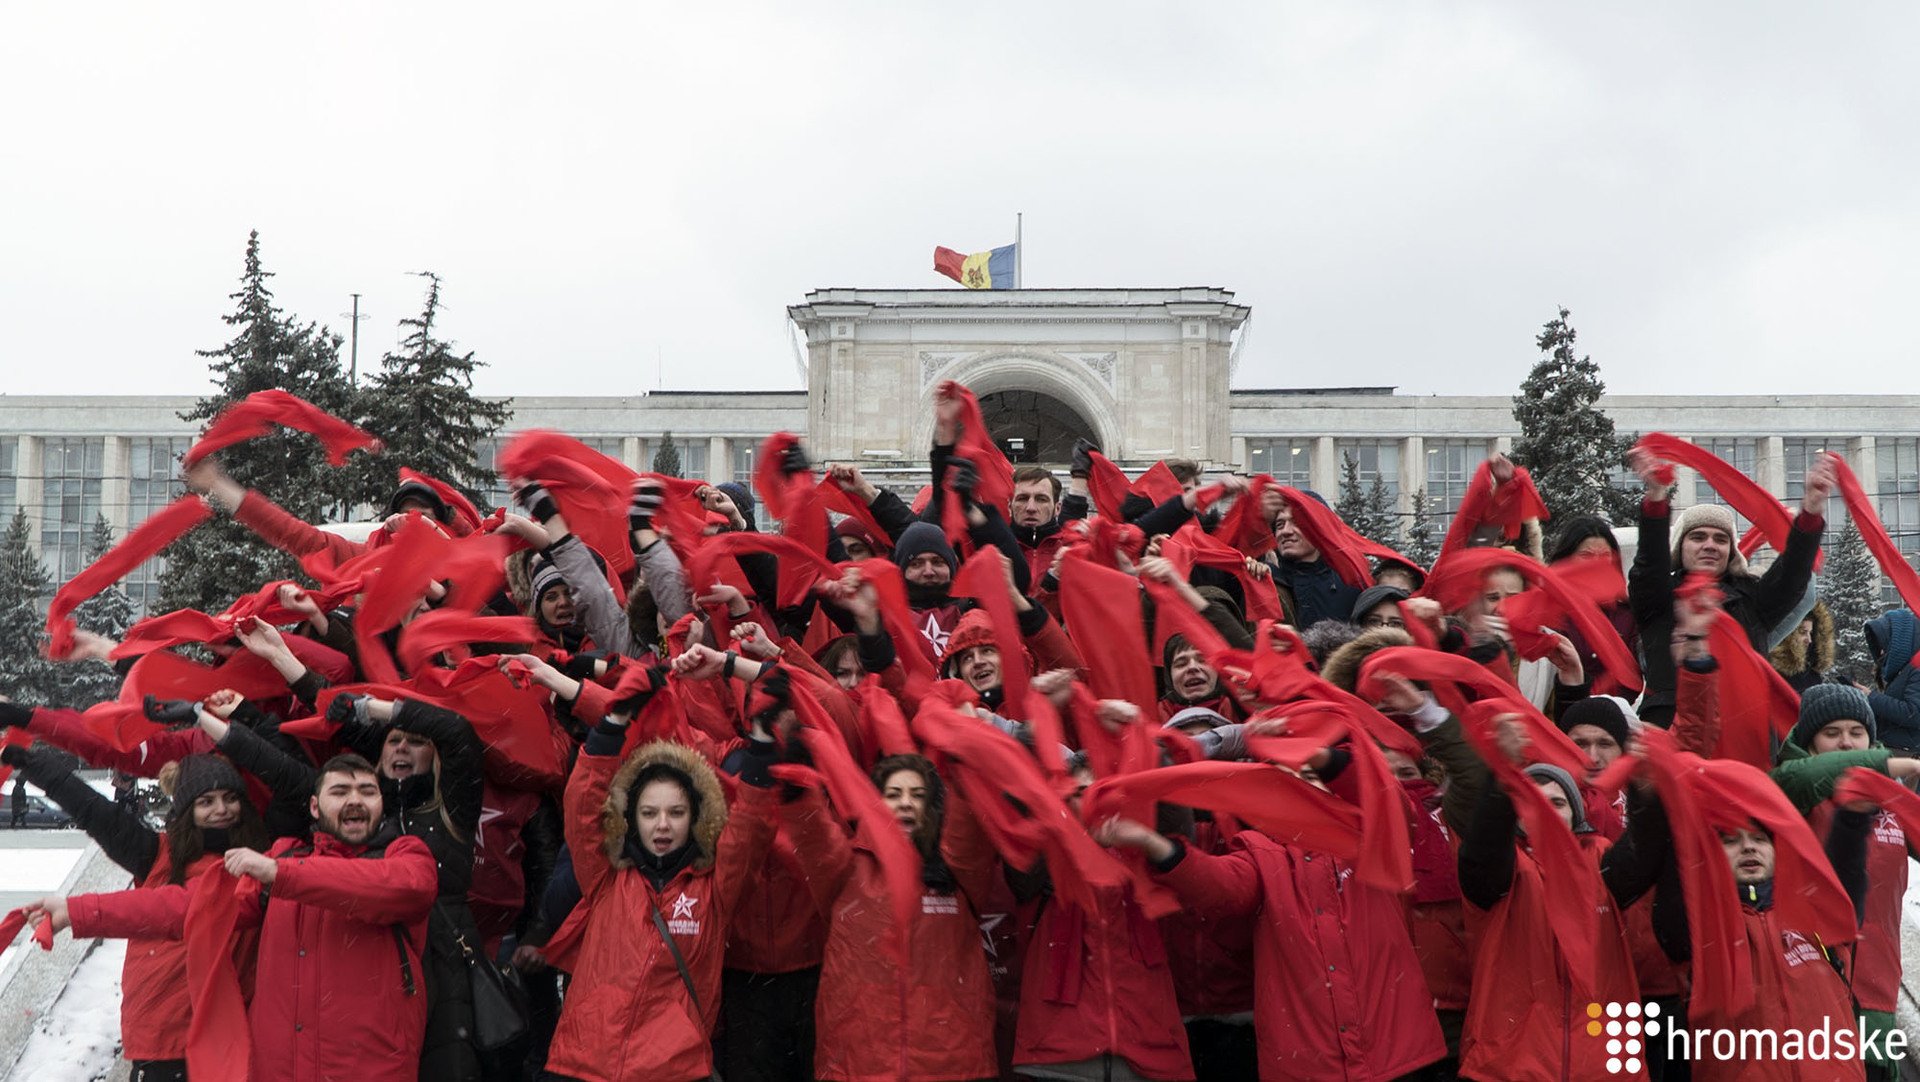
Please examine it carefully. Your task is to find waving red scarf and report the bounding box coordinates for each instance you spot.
[1707,609,1799,769]
[1353,646,1592,775]
[1165,522,1282,624]
[754,433,829,557]
[116,578,360,659]
[353,519,509,682]
[495,430,639,579]
[848,558,938,691]
[687,531,842,611]
[1440,461,1550,558]
[80,649,290,752]
[816,480,893,554]
[184,390,381,467]
[184,866,249,1082]
[1213,475,1278,558]
[1634,434,1820,572]
[775,691,922,969]
[1828,455,1920,616]
[950,547,1031,720]
[0,906,55,951]
[912,701,1129,916]
[1085,760,1365,866]
[936,381,1015,548]
[45,495,211,658]
[397,468,481,534]
[1085,450,1135,523]
[1423,546,1642,693]
[1278,487,1379,587]
[1240,701,1415,892]
[396,612,541,675]
[1057,554,1158,715]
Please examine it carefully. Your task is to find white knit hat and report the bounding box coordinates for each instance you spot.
[1671,503,1747,576]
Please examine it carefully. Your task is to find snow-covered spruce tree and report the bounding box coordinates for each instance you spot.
[1403,489,1440,569]
[50,516,134,709]
[1511,307,1637,522]
[160,231,357,614]
[652,432,683,478]
[1824,518,1886,685]
[0,509,57,704]
[346,272,513,513]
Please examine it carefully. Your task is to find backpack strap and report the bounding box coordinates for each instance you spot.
[647,895,705,1023]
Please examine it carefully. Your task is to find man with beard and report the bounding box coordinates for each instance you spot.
[221,753,441,1082]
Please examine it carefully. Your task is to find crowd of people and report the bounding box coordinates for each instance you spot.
[4,380,1920,1082]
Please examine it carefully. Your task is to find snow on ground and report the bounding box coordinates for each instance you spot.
[0,848,86,892]
[6,938,123,1082]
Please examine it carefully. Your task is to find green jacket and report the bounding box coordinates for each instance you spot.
[1768,742,1891,817]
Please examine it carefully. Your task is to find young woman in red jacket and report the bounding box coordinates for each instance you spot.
[786,751,1001,1081]
[9,744,269,1082]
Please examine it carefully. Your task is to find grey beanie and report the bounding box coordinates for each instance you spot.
[1523,763,1592,834]
[1792,683,1875,749]
[1350,584,1410,624]
[529,558,567,605]
[1162,706,1231,732]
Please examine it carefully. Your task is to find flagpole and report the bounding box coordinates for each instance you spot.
[1015,212,1023,289]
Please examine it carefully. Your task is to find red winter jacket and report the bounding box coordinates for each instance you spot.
[1158,832,1446,1081]
[1157,820,1256,1018]
[1688,905,1863,1082]
[1458,843,1643,1082]
[545,739,776,1082]
[66,841,231,1062]
[786,788,1000,1081]
[81,831,439,1082]
[725,828,830,974]
[1014,882,1194,1079]
[1810,802,1909,1014]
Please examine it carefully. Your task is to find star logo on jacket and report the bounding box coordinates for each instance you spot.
[921,612,951,657]
[668,893,701,936]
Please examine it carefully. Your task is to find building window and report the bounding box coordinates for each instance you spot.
[1694,438,1758,533]
[734,440,760,483]
[1245,439,1313,486]
[1424,440,1487,533]
[125,437,191,612]
[0,437,15,524]
[1879,439,1920,558]
[40,437,104,585]
[472,439,513,512]
[651,437,708,480]
[1784,437,1849,533]
[1333,440,1400,501]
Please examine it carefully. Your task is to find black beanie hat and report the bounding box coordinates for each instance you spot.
[386,480,452,525]
[892,521,957,575]
[168,755,245,823]
[1559,696,1633,751]
[716,482,756,531]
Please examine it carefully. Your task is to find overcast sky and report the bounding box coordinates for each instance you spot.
[4,2,1916,401]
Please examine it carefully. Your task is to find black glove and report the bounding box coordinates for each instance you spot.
[326,693,374,730]
[0,744,28,770]
[608,665,670,715]
[628,479,664,532]
[0,701,32,730]
[947,457,980,505]
[144,695,200,726]
[781,443,811,475]
[559,651,606,681]
[514,481,559,524]
[1071,438,1099,479]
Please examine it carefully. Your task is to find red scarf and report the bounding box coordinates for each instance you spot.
[1439,461,1550,558]
[1163,522,1282,624]
[397,468,481,534]
[936,381,1015,547]
[1056,554,1158,715]
[80,649,291,752]
[950,547,1031,720]
[1706,609,1799,769]
[1084,760,1365,868]
[45,495,211,658]
[1085,450,1133,522]
[1240,701,1415,892]
[1635,434,1820,571]
[1212,475,1278,558]
[1829,455,1920,615]
[754,433,829,557]
[116,578,360,658]
[184,866,249,1082]
[1278,487,1382,587]
[352,518,510,683]
[815,480,893,554]
[184,390,381,468]
[0,906,55,951]
[395,612,540,674]
[495,430,639,580]
[1422,546,1642,693]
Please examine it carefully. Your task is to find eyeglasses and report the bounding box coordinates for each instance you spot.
[1360,615,1406,629]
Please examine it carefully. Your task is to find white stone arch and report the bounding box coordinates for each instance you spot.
[914,348,1120,457]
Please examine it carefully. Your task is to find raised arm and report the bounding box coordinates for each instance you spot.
[2,744,159,879]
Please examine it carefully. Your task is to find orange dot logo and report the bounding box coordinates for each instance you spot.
[1588,1003,1603,1019]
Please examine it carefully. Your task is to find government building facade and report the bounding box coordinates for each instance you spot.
[3,287,1913,610]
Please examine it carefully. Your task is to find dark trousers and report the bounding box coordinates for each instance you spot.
[131,1061,189,1082]
[713,966,821,1082]
[1185,1019,1257,1081]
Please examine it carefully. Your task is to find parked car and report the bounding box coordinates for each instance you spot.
[3,793,76,829]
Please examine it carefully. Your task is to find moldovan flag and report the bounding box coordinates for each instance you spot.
[934,244,1017,289]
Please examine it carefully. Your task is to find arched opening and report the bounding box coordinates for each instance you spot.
[978,389,1100,465]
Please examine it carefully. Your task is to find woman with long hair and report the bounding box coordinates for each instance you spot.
[788,751,1000,1081]
[5,738,269,1082]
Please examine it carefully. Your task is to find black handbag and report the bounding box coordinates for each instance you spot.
[449,920,530,1051]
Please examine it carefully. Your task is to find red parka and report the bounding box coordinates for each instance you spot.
[1157,832,1447,1082]
[544,738,776,1082]
[1688,904,1864,1082]
[80,831,439,1082]
[1458,843,1643,1082]
[1014,881,1194,1079]
[1809,803,1908,1014]
[66,840,230,1062]
[785,787,1000,1081]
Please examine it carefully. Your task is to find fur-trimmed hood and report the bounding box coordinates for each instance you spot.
[1319,626,1416,692]
[600,739,728,873]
